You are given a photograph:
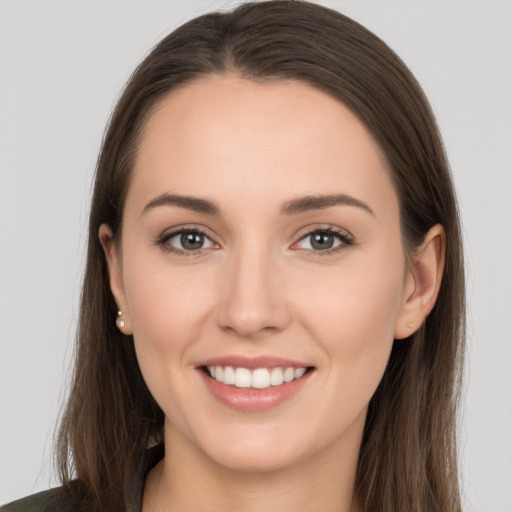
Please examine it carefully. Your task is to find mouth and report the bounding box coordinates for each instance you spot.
[196,356,315,412]
[201,365,314,389]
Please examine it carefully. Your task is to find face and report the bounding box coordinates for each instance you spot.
[102,75,415,473]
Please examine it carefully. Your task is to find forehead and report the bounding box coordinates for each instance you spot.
[128,74,397,218]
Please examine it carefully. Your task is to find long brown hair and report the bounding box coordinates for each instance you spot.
[56,2,465,510]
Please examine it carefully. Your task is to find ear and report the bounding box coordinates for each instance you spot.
[99,224,133,335]
[394,224,446,339]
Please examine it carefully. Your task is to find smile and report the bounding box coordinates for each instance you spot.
[198,357,315,412]
[206,365,308,389]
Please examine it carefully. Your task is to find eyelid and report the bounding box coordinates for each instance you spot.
[155,224,220,254]
[290,225,354,253]
[155,223,354,256]
[292,224,354,241]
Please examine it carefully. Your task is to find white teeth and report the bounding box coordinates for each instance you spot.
[283,367,295,383]
[234,367,252,388]
[207,365,308,389]
[252,368,270,389]
[270,367,284,386]
[294,367,306,379]
[223,366,235,385]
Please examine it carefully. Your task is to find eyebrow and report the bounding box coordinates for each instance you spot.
[141,192,374,218]
[281,194,375,216]
[141,193,220,216]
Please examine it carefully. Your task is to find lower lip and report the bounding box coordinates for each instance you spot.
[199,369,313,412]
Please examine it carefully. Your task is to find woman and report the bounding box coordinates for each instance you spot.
[1,1,465,511]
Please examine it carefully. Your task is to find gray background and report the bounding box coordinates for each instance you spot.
[1,1,511,510]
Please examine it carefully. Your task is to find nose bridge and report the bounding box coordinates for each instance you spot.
[217,236,289,337]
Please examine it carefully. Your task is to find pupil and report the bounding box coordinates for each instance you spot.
[181,232,204,250]
[311,232,334,250]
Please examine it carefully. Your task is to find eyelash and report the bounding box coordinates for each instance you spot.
[156,225,216,256]
[156,226,354,256]
[293,227,354,256]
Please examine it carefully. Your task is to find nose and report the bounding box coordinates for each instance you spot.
[216,245,291,339]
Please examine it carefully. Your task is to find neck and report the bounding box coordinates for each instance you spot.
[143,416,364,512]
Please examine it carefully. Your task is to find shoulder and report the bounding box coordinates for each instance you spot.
[0,487,74,512]
[0,445,164,512]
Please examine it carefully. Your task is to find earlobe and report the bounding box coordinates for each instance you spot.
[99,224,133,335]
[394,224,446,339]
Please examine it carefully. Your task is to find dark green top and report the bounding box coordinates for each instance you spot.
[0,445,165,512]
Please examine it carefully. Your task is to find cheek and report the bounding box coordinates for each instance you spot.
[290,258,404,444]
[122,258,218,426]
[121,245,217,380]
[294,250,405,380]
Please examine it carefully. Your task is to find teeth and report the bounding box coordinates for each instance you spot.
[270,367,284,386]
[234,367,252,388]
[283,367,295,383]
[207,366,308,389]
[252,368,270,389]
[223,366,235,385]
[294,367,306,378]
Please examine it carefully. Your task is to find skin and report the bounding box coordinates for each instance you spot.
[100,75,445,512]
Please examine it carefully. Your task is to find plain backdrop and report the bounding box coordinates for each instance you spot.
[0,1,511,510]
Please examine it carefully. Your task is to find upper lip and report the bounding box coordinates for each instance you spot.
[196,355,311,370]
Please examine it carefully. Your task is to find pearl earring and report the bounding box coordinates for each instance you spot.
[407,321,413,329]
[116,310,125,329]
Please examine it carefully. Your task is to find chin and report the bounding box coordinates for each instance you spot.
[196,426,315,474]
[209,445,304,474]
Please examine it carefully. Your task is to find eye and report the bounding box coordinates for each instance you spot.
[294,228,352,253]
[160,229,215,253]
